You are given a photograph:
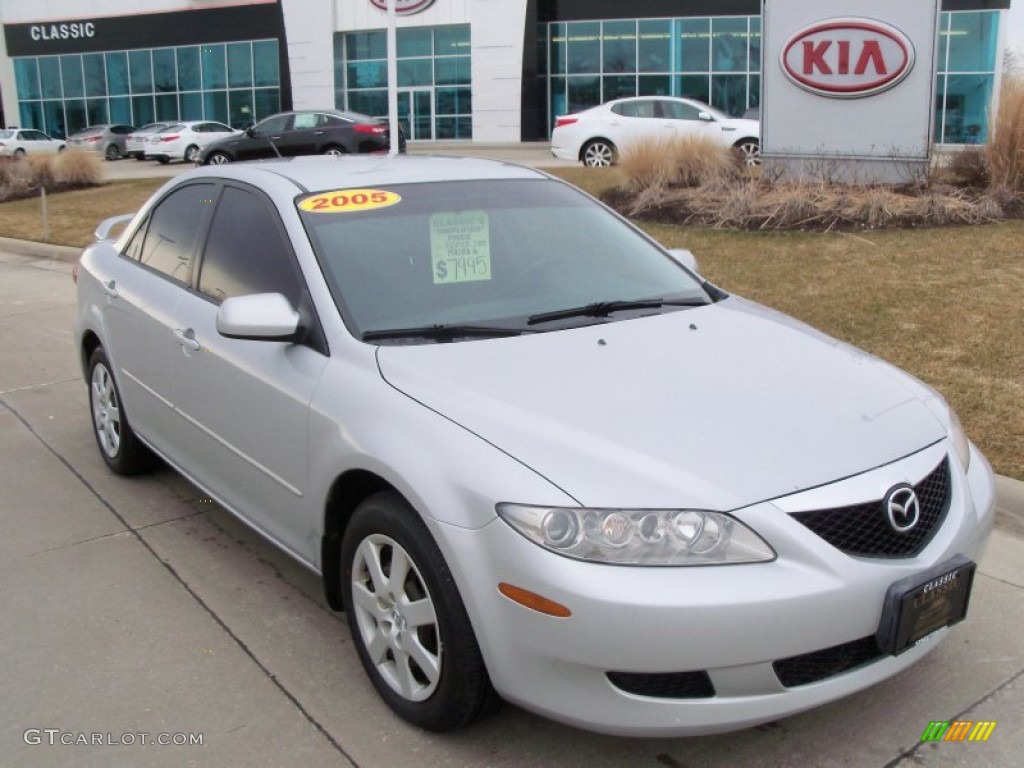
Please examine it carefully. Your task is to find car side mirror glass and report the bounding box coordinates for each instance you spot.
[216,293,300,342]
[698,111,714,122]
[668,248,699,274]
[245,126,257,137]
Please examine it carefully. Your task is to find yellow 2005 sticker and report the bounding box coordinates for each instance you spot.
[298,189,401,213]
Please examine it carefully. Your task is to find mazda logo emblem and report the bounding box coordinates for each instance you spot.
[886,486,920,533]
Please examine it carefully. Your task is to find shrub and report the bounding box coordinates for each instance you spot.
[986,76,1024,193]
[618,135,736,193]
[942,147,989,188]
[54,149,104,186]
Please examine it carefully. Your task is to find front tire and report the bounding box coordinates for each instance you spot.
[341,492,499,731]
[105,143,120,161]
[322,145,346,157]
[184,145,200,163]
[87,347,156,475]
[582,139,616,167]
[206,151,231,165]
[734,139,761,167]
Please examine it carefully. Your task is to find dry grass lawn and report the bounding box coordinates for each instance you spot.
[0,169,1020,480]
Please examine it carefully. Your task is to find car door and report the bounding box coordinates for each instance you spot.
[237,113,292,160]
[166,182,328,556]
[98,182,215,459]
[657,99,721,143]
[607,99,665,152]
[281,112,320,156]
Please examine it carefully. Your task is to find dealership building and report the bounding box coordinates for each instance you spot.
[0,0,1012,146]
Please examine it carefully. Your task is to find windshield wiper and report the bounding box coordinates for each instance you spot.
[527,298,708,326]
[362,324,533,343]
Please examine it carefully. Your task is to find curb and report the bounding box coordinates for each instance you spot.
[1,234,1022,536]
[0,236,80,263]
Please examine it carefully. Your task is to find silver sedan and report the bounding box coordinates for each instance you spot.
[74,157,995,736]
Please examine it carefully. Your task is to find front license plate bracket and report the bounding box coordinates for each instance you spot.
[876,554,976,656]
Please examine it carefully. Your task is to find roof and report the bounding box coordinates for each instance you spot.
[181,155,549,192]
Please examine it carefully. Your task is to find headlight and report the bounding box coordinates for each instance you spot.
[496,504,775,566]
[949,407,972,471]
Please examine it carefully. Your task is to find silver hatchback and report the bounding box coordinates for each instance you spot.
[75,157,995,736]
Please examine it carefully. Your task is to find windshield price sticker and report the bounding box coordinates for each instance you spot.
[298,189,401,213]
[431,211,492,284]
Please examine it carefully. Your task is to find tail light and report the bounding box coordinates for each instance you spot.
[555,116,579,128]
[354,124,387,135]
[84,136,102,142]
[160,135,180,142]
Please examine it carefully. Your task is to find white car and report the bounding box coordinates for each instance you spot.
[145,120,240,164]
[75,156,994,737]
[125,122,173,160]
[551,96,761,167]
[0,128,66,156]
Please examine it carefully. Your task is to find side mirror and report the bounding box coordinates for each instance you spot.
[244,125,256,138]
[668,248,699,274]
[216,293,300,341]
[698,111,714,122]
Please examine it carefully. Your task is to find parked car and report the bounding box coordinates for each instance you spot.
[144,121,240,164]
[551,96,761,167]
[0,128,66,156]
[67,124,135,160]
[198,110,404,164]
[75,156,994,737]
[125,123,173,160]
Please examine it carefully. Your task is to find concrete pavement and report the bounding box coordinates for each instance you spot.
[0,242,1022,766]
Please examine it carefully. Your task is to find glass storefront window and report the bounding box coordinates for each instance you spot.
[567,22,600,75]
[155,93,179,121]
[638,20,670,73]
[253,88,281,121]
[106,52,129,96]
[946,11,998,73]
[253,40,279,88]
[153,49,177,93]
[61,55,85,98]
[678,19,710,72]
[14,59,40,101]
[129,50,153,94]
[399,28,432,58]
[711,17,746,73]
[86,98,109,125]
[177,47,201,91]
[604,75,637,101]
[132,95,155,125]
[711,74,747,115]
[603,21,637,74]
[748,17,762,72]
[939,74,993,143]
[677,75,710,103]
[337,25,472,141]
[549,23,566,75]
[567,75,600,112]
[638,75,670,96]
[83,54,106,97]
[40,57,62,100]
[201,45,226,90]
[228,43,254,88]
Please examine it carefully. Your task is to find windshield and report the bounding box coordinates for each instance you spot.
[298,179,710,343]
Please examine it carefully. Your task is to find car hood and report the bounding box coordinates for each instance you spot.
[375,298,946,510]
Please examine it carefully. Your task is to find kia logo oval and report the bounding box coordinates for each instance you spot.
[781,18,915,98]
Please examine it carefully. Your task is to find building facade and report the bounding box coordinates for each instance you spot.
[0,0,1011,145]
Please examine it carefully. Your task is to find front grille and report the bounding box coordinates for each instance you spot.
[790,458,951,558]
[774,636,884,687]
[607,670,715,699]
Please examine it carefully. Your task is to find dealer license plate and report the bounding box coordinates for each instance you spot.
[876,554,976,656]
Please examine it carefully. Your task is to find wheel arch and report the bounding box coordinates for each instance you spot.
[579,136,615,162]
[80,330,103,380]
[321,468,397,610]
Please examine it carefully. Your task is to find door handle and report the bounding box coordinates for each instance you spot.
[102,279,118,299]
[174,328,201,352]
[314,130,325,135]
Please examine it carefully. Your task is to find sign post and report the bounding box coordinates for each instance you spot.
[761,0,941,184]
[386,0,399,156]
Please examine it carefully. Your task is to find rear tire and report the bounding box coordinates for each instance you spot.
[184,145,200,163]
[87,347,157,476]
[206,151,231,165]
[581,139,616,167]
[105,144,121,161]
[341,492,500,731]
[323,145,346,157]
[13,148,25,158]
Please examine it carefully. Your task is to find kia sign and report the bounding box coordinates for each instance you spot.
[369,0,436,14]
[761,0,939,184]
[781,19,915,98]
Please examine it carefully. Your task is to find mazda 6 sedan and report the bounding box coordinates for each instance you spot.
[74,156,995,737]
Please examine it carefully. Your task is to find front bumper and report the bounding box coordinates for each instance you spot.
[432,442,996,736]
